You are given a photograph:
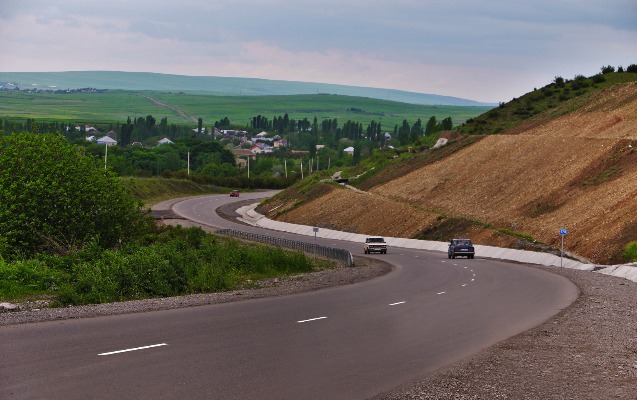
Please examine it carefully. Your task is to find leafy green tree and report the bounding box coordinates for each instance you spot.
[425,116,437,135]
[120,122,133,147]
[410,118,423,143]
[0,133,150,258]
[440,116,453,130]
[398,119,411,146]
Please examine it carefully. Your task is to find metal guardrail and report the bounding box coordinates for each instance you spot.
[215,229,355,267]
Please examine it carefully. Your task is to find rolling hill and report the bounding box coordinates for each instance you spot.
[0,71,494,107]
[0,90,492,129]
[258,74,637,265]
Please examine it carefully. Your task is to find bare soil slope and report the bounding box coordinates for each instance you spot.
[266,83,637,264]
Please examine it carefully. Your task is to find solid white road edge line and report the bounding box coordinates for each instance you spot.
[389,301,406,306]
[297,316,327,323]
[98,343,168,356]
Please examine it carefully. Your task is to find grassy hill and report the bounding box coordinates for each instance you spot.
[258,71,637,264]
[0,90,492,129]
[0,71,494,106]
[458,70,637,134]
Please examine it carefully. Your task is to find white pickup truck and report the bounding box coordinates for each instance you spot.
[364,237,387,254]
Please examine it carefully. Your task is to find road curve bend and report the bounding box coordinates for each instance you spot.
[0,193,578,400]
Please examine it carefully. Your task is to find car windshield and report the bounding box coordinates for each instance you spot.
[453,240,472,246]
[368,238,384,243]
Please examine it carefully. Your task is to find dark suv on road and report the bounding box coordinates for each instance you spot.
[448,238,475,259]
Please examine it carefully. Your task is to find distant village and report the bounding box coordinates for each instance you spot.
[0,81,106,94]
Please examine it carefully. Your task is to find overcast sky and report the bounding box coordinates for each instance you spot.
[0,0,635,103]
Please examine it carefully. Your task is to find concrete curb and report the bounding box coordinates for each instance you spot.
[236,204,636,283]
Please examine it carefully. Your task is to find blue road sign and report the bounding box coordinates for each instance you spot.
[560,229,567,235]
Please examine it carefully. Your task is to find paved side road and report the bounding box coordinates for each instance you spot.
[237,203,637,283]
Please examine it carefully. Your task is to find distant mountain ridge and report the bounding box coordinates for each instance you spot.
[0,71,494,107]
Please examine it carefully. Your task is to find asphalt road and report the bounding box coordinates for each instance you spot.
[0,193,578,399]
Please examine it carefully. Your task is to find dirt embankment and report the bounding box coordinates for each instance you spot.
[265,82,637,264]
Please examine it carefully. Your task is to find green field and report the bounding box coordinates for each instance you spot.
[0,71,494,106]
[0,90,492,129]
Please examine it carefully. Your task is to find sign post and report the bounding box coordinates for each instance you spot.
[313,227,319,258]
[559,229,567,267]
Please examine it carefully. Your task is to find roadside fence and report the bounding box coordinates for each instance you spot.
[215,229,355,267]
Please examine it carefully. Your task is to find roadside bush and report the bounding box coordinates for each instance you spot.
[627,64,637,73]
[622,242,637,262]
[0,133,153,259]
[0,258,66,300]
[49,226,326,305]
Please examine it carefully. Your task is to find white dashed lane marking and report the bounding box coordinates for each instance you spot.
[389,301,406,306]
[297,316,327,324]
[99,343,167,356]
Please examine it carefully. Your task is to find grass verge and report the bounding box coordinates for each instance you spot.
[0,225,333,306]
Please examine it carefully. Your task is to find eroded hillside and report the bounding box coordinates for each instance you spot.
[262,82,637,264]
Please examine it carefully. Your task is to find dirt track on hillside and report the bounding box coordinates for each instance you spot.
[268,82,637,264]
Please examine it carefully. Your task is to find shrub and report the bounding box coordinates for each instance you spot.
[591,74,606,83]
[601,65,615,74]
[626,64,637,73]
[0,133,152,259]
[622,242,637,262]
[0,258,66,300]
[51,226,326,305]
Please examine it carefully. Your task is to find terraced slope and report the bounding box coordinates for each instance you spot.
[263,82,637,264]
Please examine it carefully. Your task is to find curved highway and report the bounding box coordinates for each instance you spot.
[0,192,578,400]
